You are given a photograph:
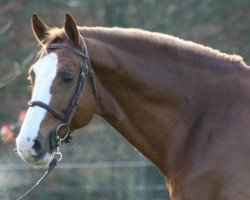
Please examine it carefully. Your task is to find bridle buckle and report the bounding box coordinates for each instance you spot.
[54,148,63,161]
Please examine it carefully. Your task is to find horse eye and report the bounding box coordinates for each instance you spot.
[61,72,74,84]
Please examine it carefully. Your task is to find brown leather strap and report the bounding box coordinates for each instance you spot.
[28,101,65,122]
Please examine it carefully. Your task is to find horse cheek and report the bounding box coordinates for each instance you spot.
[71,87,96,129]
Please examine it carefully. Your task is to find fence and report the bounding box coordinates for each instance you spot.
[0,116,169,200]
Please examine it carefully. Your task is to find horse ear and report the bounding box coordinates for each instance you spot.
[64,13,80,46]
[31,13,49,44]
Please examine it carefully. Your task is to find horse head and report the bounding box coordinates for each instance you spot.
[16,13,96,166]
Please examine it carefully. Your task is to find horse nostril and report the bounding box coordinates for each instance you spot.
[32,139,43,156]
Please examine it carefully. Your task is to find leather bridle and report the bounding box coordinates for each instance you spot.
[28,43,98,150]
[16,42,98,200]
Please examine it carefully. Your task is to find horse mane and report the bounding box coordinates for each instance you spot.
[43,27,246,68]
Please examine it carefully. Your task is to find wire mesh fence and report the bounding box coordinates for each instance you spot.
[0,116,169,200]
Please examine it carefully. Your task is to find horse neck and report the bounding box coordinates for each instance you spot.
[82,27,249,174]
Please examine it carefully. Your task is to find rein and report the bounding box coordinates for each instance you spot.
[15,43,98,200]
[16,158,57,200]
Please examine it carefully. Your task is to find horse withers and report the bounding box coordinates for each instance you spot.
[16,13,250,199]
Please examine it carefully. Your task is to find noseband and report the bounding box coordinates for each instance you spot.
[28,43,98,149]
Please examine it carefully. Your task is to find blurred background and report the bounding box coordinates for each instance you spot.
[0,0,250,199]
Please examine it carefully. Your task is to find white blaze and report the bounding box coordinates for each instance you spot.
[16,53,58,161]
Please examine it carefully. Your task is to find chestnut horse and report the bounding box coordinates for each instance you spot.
[16,13,250,199]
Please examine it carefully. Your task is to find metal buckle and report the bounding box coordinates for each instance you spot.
[54,147,62,161]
